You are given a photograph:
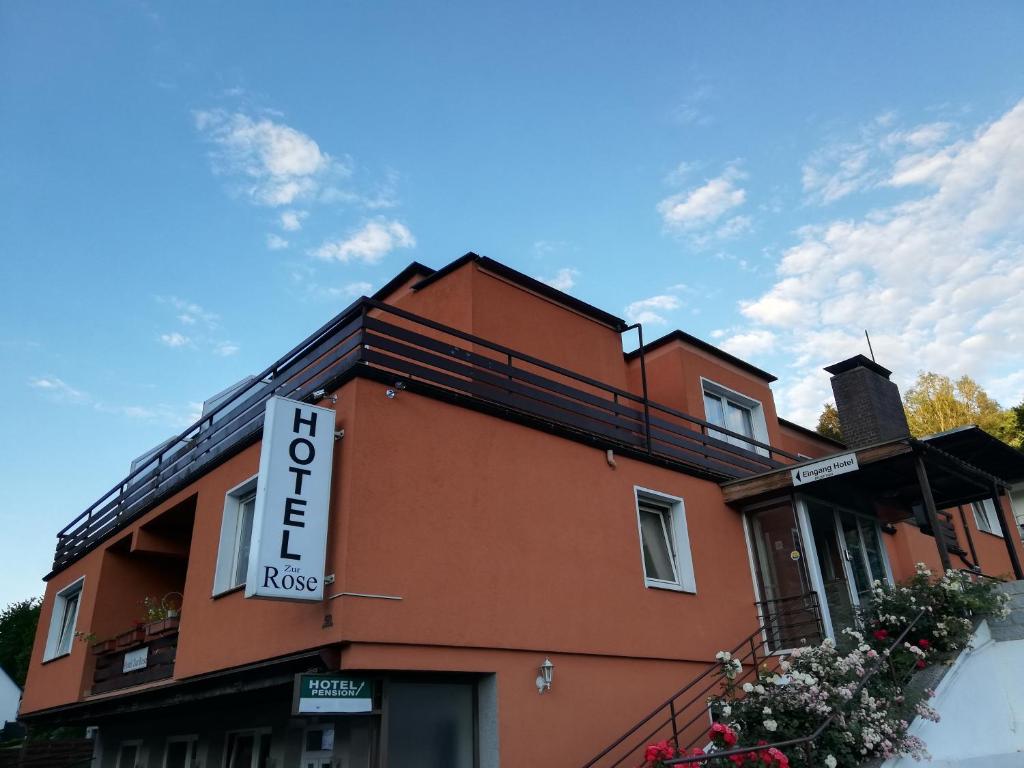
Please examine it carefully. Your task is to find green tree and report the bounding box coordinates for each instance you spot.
[0,597,41,687]
[902,372,1021,447]
[816,402,843,442]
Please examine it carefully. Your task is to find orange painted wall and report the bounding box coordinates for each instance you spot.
[626,342,782,449]
[776,424,841,460]
[342,643,709,768]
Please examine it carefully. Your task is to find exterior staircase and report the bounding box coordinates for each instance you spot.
[883,580,1024,768]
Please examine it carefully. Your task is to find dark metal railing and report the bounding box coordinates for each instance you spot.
[581,593,824,768]
[662,607,928,766]
[52,297,801,574]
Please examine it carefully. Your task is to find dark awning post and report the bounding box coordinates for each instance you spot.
[914,450,952,573]
[992,482,1024,580]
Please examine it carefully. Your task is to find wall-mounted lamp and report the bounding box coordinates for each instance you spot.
[535,658,554,694]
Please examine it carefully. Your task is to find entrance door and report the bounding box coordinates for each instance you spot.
[804,500,892,638]
[746,501,821,649]
[301,726,334,768]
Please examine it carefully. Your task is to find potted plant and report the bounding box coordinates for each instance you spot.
[142,595,182,638]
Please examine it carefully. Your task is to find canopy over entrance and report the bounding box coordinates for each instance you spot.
[721,432,1024,580]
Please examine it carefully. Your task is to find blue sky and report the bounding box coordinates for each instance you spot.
[3,1,1024,605]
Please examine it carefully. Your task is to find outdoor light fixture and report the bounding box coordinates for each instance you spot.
[535,658,554,694]
[385,380,407,400]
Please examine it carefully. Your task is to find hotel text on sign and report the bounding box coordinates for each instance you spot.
[245,396,336,601]
[790,453,859,486]
[295,675,374,714]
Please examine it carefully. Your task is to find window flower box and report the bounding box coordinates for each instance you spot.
[144,616,181,639]
[90,638,117,655]
[115,626,146,649]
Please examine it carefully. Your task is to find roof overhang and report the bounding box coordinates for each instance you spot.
[721,436,1013,512]
[922,426,1024,486]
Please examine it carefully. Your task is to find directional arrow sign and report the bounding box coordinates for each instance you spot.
[791,453,859,486]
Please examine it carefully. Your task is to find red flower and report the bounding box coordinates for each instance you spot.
[643,740,677,763]
[916,659,927,669]
[872,629,889,640]
[917,639,931,649]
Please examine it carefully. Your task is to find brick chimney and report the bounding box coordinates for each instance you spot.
[824,355,910,449]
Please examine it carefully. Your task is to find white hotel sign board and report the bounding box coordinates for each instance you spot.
[790,453,859,486]
[246,396,336,601]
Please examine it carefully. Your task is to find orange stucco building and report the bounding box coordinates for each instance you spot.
[20,253,1024,768]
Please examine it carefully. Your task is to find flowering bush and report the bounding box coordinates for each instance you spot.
[642,565,1008,768]
[639,724,789,768]
[861,564,1008,658]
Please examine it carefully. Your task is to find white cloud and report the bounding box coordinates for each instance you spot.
[537,267,579,292]
[802,116,962,204]
[266,233,289,250]
[734,99,1024,424]
[28,377,200,428]
[194,110,343,207]
[214,342,240,356]
[280,210,307,231]
[160,332,190,348]
[624,295,682,325]
[313,218,416,265]
[720,330,776,358]
[29,376,86,401]
[658,166,746,229]
[159,297,218,329]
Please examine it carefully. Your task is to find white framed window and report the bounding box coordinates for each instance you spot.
[214,476,258,595]
[223,729,272,768]
[117,741,144,768]
[634,487,696,593]
[971,499,1002,536]
[700,378,770,457]
[43,576,84,661]
[164,736,199,768]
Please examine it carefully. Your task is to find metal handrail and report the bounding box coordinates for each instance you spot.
[663,607,929,766]
[51,296,801,574]
[581,594,823,768]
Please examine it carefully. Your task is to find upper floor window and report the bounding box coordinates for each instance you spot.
[701,378,769,456]
[43,577,84,661]
[214,477,258,595]
[971,499,1002,536]
[634,488,696,593]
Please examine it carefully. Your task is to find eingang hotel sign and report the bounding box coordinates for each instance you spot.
[246,396,335,601]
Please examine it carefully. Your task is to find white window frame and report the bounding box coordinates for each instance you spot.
[700,378,770,457]
[213,475,259,595]
[222,728,272,768]
[971,498,1002,537]
[163,736,200,768]
[43,576,85,661]
[633,487,696,593]
[116,741,145,768]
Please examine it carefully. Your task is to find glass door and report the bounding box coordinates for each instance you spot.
[746,501,820,649]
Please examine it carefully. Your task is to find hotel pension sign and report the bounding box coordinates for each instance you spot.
[246,396,336,601]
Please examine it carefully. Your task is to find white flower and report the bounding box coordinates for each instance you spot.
[721,704,732,717]
[763,719,778,732]
[825,756,837,768]
[762,706,772,715]
[742,683,754,693]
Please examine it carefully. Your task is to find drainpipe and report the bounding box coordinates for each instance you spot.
[992,482,1024,580]
[913,449,952,573]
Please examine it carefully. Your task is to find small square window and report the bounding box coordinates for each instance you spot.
[214,477,259,595]
[43,577,84,661]
[634,489,696,593]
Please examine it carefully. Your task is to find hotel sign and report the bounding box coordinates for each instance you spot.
[791,453,858,486]
[294,675,374,714]
[246,396,336,601]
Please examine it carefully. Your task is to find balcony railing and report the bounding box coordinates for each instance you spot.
[91,619,179,694]
[52,298,800,574]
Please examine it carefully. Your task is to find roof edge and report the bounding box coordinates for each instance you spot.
[626,330,777,383]
[778,416,847,448]
[411,252,627,331]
